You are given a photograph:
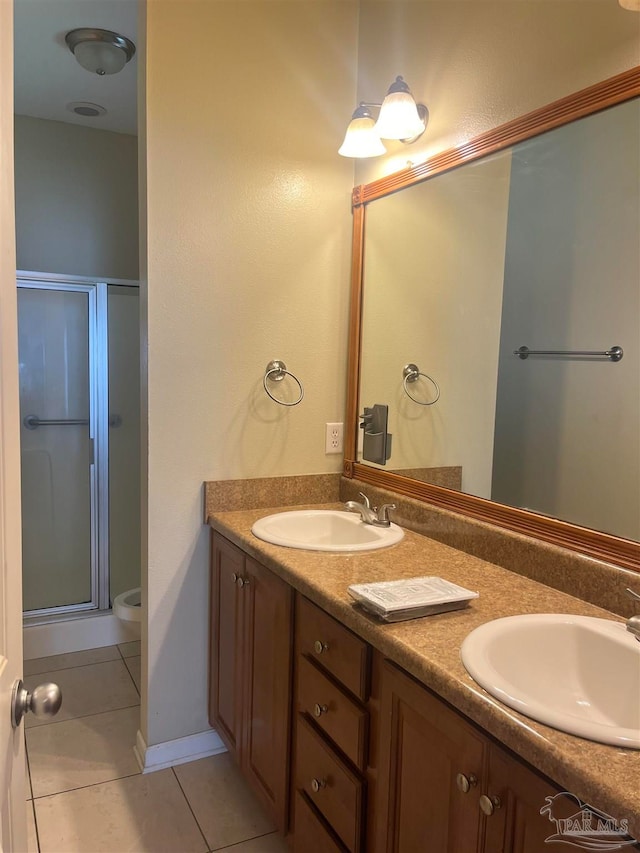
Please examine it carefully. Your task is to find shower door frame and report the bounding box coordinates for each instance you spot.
[18,271,137,624]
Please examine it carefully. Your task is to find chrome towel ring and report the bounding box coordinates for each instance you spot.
[403,363,440,406]
[263,360,304,406]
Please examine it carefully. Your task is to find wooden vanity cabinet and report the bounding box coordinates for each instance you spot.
[209,532,293,832]
[292,595,371,853]
[372,658,560,853]
[208,532,597,852]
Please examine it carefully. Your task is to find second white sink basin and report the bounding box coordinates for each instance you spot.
[251,510,404,552]
[460,614,640,748]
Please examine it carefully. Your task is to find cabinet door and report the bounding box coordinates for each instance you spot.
[375,661,485,853]
[209,532,244,758]
[241,556,293,831]
[481,744,560,853]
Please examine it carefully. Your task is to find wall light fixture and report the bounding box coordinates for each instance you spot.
[339,76,428,159]
[65,28,136,76]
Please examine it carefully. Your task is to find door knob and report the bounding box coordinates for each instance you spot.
[11,680,62,728]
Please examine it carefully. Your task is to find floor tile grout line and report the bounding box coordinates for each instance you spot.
[29,797,41,853]
[213,830,282,851]
[122,657,141,697]
[171,766,211,852]
[23,650,122,678]
[24,732,34,800]
[31,769,143,802]
[25,701,141,730]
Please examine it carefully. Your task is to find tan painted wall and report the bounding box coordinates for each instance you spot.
[142,0,639,748]
[143,1,358,745]
[354,1,640,184]
[14,116,139,280]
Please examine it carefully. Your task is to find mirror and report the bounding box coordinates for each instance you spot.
[345,68,640,572]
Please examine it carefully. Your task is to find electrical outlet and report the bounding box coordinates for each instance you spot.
[325,422,344,454]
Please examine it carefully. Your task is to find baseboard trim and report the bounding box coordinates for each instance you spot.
[134,727,227,774]
[23,612,139,660]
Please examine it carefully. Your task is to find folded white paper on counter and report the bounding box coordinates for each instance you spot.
[348,576,479,622]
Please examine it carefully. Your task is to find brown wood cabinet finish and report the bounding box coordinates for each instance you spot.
[297,655,368,770]
[372,658,562,853]
[373,659,486,853]
[209,532,244,757]
[296,595,370,701]
[209,532,293,832]
[293,791,348,853]
[481,745,561,853]
[296,714,365,853]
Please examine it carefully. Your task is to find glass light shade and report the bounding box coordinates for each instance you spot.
[73,40,128,75]
[619,0,640,8]
[374,91,425,140]
[338,117,387,158]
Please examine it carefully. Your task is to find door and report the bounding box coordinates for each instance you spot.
[18,283,98,616]
[242,555,293,831]
[374,660,485,853]
[209,532,244,757]
[0,0,27,841]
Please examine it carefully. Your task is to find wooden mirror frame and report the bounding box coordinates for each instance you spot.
[344,66,640,573]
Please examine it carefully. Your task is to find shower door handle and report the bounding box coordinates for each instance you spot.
[23,414,89,430]
[11,680,62,728]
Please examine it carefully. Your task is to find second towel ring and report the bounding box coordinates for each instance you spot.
[263,360,304,406]
[403,363,440,406]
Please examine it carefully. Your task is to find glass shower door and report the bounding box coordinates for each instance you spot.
[18,283,97,615]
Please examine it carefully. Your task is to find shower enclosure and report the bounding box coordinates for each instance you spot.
[17,274,140,623]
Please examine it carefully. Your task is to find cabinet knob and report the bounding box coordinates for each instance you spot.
[456,773,478,794]
[313,640,328,654]
[237,577,250,588]
[310,777,326,793]
[479,794,501,816]
[231,572,238,582]
[313,703,328,718]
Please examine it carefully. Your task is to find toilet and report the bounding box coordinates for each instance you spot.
[113,587,142,624]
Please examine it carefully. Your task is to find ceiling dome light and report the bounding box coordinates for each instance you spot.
[338,105,387,158]
[65,28,136,76]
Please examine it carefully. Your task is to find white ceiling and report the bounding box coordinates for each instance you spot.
[14,0,138,135]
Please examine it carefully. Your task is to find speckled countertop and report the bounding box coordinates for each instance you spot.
[208,504,640,840]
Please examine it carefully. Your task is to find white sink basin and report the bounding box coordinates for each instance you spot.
[460,614,640,748]
[251,510,404,552]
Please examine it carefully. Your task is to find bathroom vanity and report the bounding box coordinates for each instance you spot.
[207,506,640,852]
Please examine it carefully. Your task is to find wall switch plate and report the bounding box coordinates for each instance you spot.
[325,422,343,454]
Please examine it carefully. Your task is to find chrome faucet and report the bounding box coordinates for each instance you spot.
[344,492,396,528]
[626,588,640,642]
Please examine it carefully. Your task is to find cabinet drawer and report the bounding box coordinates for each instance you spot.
[293,791,347,853]
[296,595,369,701]
[296,714,364,853]
[297,655,368,770]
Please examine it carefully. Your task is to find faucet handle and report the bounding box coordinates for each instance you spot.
[626,588,640,607]
[358,492,371,509]
[377,503,396,523]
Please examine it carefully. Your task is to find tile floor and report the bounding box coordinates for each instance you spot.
[23,643,288,853]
